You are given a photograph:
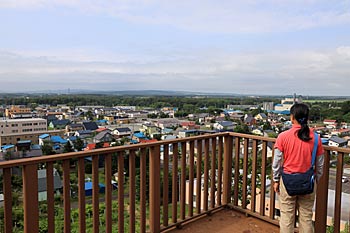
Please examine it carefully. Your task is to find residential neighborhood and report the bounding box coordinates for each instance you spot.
[1,95,350,161]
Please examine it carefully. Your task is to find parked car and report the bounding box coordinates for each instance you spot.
[342,176,349,183]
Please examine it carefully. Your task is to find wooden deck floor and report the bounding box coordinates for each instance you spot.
[164,209,280,233]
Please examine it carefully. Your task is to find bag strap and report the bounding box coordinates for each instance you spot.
[311,132,318,168]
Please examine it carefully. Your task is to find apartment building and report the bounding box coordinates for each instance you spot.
[0,118,62,145]
[5,105,33,118]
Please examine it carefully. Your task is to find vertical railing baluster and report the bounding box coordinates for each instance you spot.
[105,154,112,233]
[163,144,169,226]
[150,145,161,233]
[233,137,240,206]
[217,136,223,206]
[46,162,55,233]
[223,135,233,205]
[23,164,39,233]
[203,139,209,211]
[172,143,178,223]
[210,137,216,209]
[334,152,344,233]
[140,148,147,233]
[92,155,99,233]
[129,150,136,233]
[242,138,249,209]
[196,139,203,213]
[78,157,86,233]
[251,139,258,213]
[260,141,267,216]
[62,160,71,233]
[189,140,194,217]
[3,168,12,233]
[118,152,125,233]
[269,143,276,220]
[315,150,330,233]
[180,142,187,220]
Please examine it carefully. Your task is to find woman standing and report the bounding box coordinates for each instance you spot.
[272,103,324,233]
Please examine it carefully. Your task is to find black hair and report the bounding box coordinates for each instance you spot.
[290,103,311,141]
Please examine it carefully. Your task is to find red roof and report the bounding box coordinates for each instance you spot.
[96,127,108,132]
[324,119,337,123]
[181,121,196,126]
[139,139,158,144]
[85,143,96,150]
[84,142,110,151]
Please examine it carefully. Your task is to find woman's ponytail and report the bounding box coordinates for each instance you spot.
[291,103,311,142]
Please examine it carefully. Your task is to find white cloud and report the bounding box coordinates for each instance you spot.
[0,46,349,95]
[1,1,350,33]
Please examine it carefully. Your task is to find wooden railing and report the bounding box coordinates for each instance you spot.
[0,132,349,232]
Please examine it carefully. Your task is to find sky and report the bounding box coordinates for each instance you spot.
[0,1,350,96]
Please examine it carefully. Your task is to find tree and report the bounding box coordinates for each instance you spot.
[73,137,84,151]
[63,142,74,153]
[41,141,55,155]
[234,124,250,134]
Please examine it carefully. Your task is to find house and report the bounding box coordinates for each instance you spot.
[324,119,337,129]
[155,118,180,129]
[16,140,32,152]
[328,136,347,148]
[83,121,99,131]
[84,142,110,151]
[252,128,263,136]
[178,130,200,138]
[139,139,158,143]
[331,129,350,137]
[0,144,15,153]
[48,119,70,130]
[93,131,114,143]
[39,134,50,145]
[213,121,236,131]
[244,115,256,126]
[113,127,132,138]
[51,136,68,144]
[74,130,93,138]
[161,135,177,140]
[140,124,161,138]
[38,168,62,201]
[96,119,108,126]
[133,132,148,142]
[255,113,268,122]
[66,123,84,133]
[180,121,198,130]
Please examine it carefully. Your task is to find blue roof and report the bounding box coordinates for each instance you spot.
[1,145,15,150]
[84,182,105,190]
[134,132,147,139]
[180,129,198,133]
[39,134,50,139]
[268,110,290,115]
[51,136,68,144]
[97,119,107,123]
[321,138,329,145]
[68,136,77,141]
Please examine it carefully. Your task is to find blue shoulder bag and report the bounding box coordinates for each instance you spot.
[281,132,318,196]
